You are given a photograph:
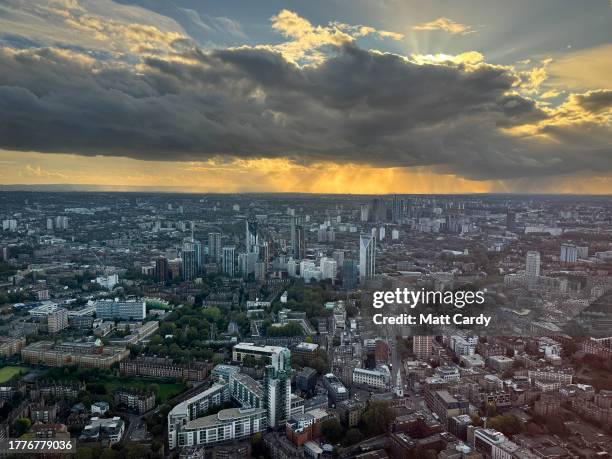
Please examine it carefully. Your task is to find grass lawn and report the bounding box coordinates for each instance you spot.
[0,366,26,383]
[104,379,186,402]
[41,367,188,402]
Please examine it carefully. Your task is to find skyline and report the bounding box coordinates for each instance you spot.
[0,0,610,193]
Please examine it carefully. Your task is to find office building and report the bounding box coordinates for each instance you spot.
[155,256,168,285]
[94,299,146,321]
[193,239,203,272]
[182,241,196,281]
[296,367,317,392]
[359,233,376,281]
[29,304,69,333]
[320,257,337,280]
[222,246,236,277]
[81,417,124,444]
[560,243,578,263]
[427,390,468,428]
[337,399,365,428]
[352,366,391,390]
[525,251,540,282]
[322,373,348,405]
[22,340,129,369]
[413,336,433,360]
[290,216,306,260]
[505,210,516,230]
[293,342,320,367]
[360,204,370,222]
[232,343,288,367]
[342,258,358,290]
[246,218,259,254]
[472,428,519,459]
[208,232,222,264]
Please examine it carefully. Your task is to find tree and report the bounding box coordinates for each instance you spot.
[321,418,344,443]
[125,444,146,459]
[488,414,523,436]
[343,428,363,446]
[100,449,117,459]
[76,448,94,459]
[311,356,329,375]
[360,401,393,437]
[250,432,265,457]
[546,417,568,437]
[13,418,31,436]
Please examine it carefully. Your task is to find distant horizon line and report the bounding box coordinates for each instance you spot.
[0,183,611,197]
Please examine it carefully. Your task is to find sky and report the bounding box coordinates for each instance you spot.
[0,0,610,194]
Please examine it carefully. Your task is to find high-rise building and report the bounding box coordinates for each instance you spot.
[371,198,387,222]
[208,232,222,264]
[506,210,516,230]
[360,204,370,222]
[263,348,292,428]
[321,257,337,280]
[155,257,168,285]
[2,219,17,231]
[413,336,433,360]
[392,195,403,223]
[246,218,259,254]
[342,258,358,290]
[290,217,306,260]
[222,246,236,277]
[525,251,541,281]
[55,216,69,230]
[560,243,578,263]
[182,241,196,281]
[193,240,203,272]
[255,261,267,283]
[359,233,376,281]
[231,344,292,428]
[259,240,270,265]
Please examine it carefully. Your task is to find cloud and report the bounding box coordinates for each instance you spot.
[24,164,67,179]
[0,0,190,56]
[269,10,403,63]
[270,9,353,62]
[413,17,475,35]
[333,22,404,41]
[1,41,610,181]
[0,5,609,184]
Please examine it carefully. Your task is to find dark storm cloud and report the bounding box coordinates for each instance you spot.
[0,44,609,180]
[573,89,612,114]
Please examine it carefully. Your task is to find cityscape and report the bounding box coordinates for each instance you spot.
[0,0,611,457]
[0,192,611,458]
